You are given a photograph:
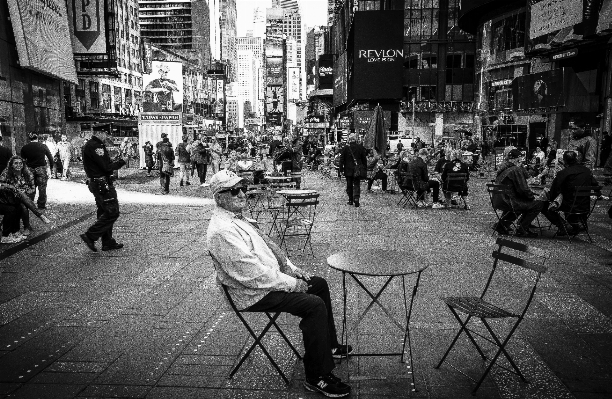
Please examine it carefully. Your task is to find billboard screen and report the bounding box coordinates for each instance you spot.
[266,57,284,86]
[67,0,107,54]
[333,52,347,106]
[266,86,284,114]
[352,11,404,100]
[287,67,300,100]
[143,61,183,112]
[317,54,334,90]
[513,69,565,111]
[7,0,77,83]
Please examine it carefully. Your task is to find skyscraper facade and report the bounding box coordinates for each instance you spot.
[220,0,238,82]
[280,7,306,100]
[237,36,265,123]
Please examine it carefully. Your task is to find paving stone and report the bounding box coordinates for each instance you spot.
[77,384,150,398]
[6,383,85,398]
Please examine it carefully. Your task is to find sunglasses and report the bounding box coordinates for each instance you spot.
[219,186,247,196]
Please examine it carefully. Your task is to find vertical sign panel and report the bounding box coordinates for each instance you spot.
[287,67,300,100]
[67,0,107,54]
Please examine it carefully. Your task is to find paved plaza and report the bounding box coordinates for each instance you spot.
[1,169,611,399]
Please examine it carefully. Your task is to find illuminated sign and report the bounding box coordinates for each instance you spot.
[7,0,77,83]
[491,79,513,87]
[551,48,578,61]
[287,67,300,100]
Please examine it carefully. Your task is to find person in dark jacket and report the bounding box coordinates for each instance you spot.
[408,148,445,208]
[542,151,601,235]
[20,132,54,210]
[492,149,541,237]
[0,183,24,244]
[339,134,367,207]
[157,136,174,194]
[142,141,155,176]
[175,135,191,187]
[79,130,126,252]
[441,150,470,209]
[0,135,13,174]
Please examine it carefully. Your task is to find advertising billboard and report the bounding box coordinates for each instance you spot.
[317,54,334,90]
[352,10,404,100]
[529,0,583,38]
[333,52,347,106]
[7,0,78,83]
[266,57,284,86]
[512,69,565,111]
[266,86,284,114]
[287,67,300,100]
[67,0,107,54]
[142,61,183,112]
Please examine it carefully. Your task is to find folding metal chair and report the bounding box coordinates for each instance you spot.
[435,238,549,394]
[397,178,419,208]
[552,185,601,243]
[266,181,296,236]
[245,184,269,222]
[209,253,302,384]
[279,192,320,256]
[486,183,520,235]
[442,173,469,209]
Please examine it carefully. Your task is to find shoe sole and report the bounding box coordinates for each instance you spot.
[79,234,97,252]
[303,382,350,398]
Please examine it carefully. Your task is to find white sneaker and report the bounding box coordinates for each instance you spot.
[10,233,27,241]
[22,228,33,236]
[1,234,22,244]
[432,202,446,209]
[200,183,210,187]
[416,201,427,208]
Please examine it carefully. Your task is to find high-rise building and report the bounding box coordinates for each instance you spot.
[279,7,306,100]
[305,26,329,94]
[253,7,266,38]
[208,0,221,61]
[279,0,300,12]
[220,0,237,82]
[236,36,265,125]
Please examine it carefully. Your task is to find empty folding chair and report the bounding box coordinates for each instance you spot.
[279,192,320,256]
[209,253,302,384]
[552,185,601,243]
[435,238,549,394]
[486,183,520,235]
[442,172,469,209]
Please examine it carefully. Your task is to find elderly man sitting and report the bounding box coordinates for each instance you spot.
[492,148,542,237]
[206,170,352,398]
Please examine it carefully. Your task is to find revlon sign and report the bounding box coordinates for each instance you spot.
[352,10,404,100]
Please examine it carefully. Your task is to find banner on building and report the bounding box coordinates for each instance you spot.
[266,86,284,113]
[67,0,107,54]
[352,10,404,100]
[287,67,300,100]
[6,0,78,83]
[142,61,183,112]
[142,38,153,74]
[266,57,284,86]
[317,54,334,90]
[333,51,347,106]
[513,69,565,110]
[529,0,583,38]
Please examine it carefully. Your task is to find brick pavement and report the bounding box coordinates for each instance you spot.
[0,169,611,398]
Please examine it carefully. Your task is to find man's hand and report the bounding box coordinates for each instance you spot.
[292,267,312,282]
[293,279,309,293]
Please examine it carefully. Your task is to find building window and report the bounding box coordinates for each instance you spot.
[491,12,526,54]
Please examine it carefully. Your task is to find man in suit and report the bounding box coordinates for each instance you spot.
[339,133,367,207]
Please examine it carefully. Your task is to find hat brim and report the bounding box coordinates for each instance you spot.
[213,177,246,195]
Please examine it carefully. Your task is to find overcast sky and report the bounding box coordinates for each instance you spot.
[236,0,328,36]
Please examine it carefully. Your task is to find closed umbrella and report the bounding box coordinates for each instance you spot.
[364,105,387,156]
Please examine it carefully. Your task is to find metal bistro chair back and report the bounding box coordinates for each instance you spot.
[266,181,297,236]
[245,184,269,222]
[435,238,549,394]
[486,183,520,235]
[208,252,302,384]
[279,192,320,256]
[553,185,601,243]
[442,172,469,208]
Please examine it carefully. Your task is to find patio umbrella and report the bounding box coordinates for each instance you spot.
[364,105,387,156]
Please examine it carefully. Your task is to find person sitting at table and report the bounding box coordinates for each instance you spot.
[366,149,388,192]
[492,148,541,237]
[541,151,601,236]
[441,150,470,210]
[395,151,413,190]
[206,170,352,398]
[408,148,445,209]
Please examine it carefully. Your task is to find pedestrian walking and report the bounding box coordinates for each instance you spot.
[157,134,174,195]
[142,141,155,176]
[175,135,191,187]
[57,134,72,180]
[339,133,367,207]
[43,134,58,179]
[193,140,210,186]
[79,129,126,252]
[20,132,53,210]
[209,136,223,174]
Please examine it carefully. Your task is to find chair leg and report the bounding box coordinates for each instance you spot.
[435,310,487,369]
[266,313,302,359]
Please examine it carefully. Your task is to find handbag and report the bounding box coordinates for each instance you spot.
[161,159,174,176]
[348,145,365,178]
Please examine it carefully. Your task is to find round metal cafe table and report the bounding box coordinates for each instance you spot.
[327,249,429,391]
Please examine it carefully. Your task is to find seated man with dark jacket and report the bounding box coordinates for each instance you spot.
[492,149,542,237]
[542,151,601,235]
[408,148,445,208]
[441,149,470,209]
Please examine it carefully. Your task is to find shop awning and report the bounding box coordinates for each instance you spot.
[512,68,598,113]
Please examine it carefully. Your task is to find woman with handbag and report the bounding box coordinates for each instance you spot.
[339,133,367,207]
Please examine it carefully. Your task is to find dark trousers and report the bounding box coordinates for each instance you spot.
[247,276,338,379]
[0,203,22,236]
[367,171,388,191]
[345,175,362,202]
[417,180,440,202]
[197,163,208,183]
[86,180,119,246]
[160,173,171,192]
[499,201,543,229]
[31,166,48,208]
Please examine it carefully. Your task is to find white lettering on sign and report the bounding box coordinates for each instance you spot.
[358,49,404,62]
[491,79,513,87]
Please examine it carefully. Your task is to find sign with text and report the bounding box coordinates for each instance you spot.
[352,10,404,100]
[266,57,284,86]
[67,0,106,54]
[7,0,77,83]
[529,0,582,38]
[139,112,182,124]
[266,86,284,114]
[317,54,334,90]
[513,69,565,111]
[287,67,300,100]
[333,51,347,106]
[550,48,578,61]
